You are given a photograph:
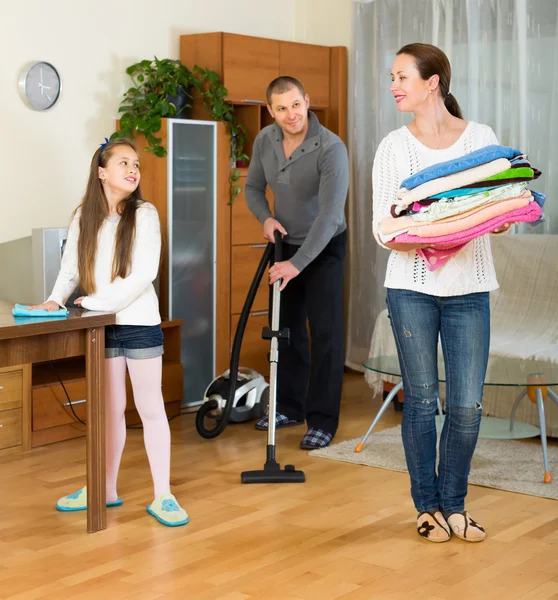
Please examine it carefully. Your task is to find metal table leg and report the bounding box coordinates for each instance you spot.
[547,388,558,408]
[355,381,403,452]
[509,388,527,432]
[535,388,552,483]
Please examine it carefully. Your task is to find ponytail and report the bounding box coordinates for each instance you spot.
[444,92,463,119]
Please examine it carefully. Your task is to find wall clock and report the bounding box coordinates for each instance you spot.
[18,61,62,111]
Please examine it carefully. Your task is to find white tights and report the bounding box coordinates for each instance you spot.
[105,356,171,502]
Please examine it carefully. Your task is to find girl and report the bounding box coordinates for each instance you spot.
[372,44,509,543]
[30,138,188,527]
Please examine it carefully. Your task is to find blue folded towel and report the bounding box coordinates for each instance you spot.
[529,191,546,227]
[427,186,497,200]
[12,303,69,318]
[531,190,546,209]
[401,144,522,190]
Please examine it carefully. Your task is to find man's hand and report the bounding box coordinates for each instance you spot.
[263,217,287,243]
[269,260,300,291]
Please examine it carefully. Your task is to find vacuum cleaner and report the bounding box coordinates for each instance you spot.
[195,231,305,484]
[201,367,269,424]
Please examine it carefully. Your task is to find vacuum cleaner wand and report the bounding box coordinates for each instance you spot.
[241,232,305,484]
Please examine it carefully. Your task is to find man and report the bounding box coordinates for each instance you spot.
[245,76,349,450]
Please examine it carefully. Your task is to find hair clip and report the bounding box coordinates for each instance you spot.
[98,137,111,165]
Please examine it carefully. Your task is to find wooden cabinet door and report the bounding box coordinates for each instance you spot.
[279,42,330,108]
[231,313,270,376]
[231,245,270,314]
[223,34,280,103]
[231,178,274,246]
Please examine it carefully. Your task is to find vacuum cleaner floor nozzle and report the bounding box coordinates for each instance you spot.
[241,460,305,484]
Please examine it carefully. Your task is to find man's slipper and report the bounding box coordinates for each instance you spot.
[55,486,123,512]
[146,493,189,527]
[255,413,304,430]
[300,428,333,449]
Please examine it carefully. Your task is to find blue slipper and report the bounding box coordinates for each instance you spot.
[55,486,123,512]
[146,493,189,527]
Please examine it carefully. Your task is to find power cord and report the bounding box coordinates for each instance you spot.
[47,361,187,429]
[48,361,86,426]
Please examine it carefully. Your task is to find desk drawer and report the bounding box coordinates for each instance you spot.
[0,370,23,411]
[0,408,22,449]
[33,380,87,430]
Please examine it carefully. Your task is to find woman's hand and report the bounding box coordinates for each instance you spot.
[74,297,85,307]
[26,301,61,311]
[492,222,511,235]
[492,221,520,235]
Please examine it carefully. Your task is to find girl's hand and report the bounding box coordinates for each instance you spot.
[26,301,61,311]
[74,297,85,307]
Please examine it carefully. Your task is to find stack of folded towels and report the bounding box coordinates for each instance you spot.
[378,144,546,270]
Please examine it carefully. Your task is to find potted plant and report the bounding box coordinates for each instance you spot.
[112,57,193,157]
[111,57,248,201]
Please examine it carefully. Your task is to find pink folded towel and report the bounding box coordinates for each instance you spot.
[393,201,542,271]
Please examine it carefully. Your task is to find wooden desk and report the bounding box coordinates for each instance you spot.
[0,309,115,533]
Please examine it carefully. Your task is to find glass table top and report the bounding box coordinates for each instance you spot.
[363,355,558,387]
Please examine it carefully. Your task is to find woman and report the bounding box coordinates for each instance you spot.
[372,43,507,542]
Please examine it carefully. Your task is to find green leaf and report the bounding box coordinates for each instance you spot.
[119,112,134,128]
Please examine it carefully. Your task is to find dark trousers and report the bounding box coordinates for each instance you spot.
[271,230,346,435]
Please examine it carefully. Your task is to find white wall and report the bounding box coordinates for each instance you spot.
[0,0,352,245]
[295,0,353,47]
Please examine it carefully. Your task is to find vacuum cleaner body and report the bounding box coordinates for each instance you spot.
[202,368,268,423]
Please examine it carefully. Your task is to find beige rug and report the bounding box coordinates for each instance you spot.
[309,426,558,500]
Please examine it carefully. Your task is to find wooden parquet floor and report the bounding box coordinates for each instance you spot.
[2,373,558,600]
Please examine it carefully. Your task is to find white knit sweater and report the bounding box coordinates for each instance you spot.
[372,121,500,296]
[48,202,161,325]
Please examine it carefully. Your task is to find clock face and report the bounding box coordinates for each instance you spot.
[19,62,61,111]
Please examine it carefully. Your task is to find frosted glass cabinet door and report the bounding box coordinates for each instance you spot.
[168,120,216,406]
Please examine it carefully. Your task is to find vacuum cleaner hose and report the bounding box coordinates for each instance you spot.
[195,239,275,438]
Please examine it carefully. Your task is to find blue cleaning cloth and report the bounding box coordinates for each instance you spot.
[400,144,522,190]
[12,303,69,318]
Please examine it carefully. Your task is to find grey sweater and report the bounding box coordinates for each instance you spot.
[245,112,349,272]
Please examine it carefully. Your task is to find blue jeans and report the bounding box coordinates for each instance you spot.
[386,288,490,516]
[105,325,164,360]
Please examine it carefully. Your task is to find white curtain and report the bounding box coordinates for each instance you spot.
[346,0,558,371]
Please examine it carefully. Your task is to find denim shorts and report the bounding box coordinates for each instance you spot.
[105,325,164,359]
